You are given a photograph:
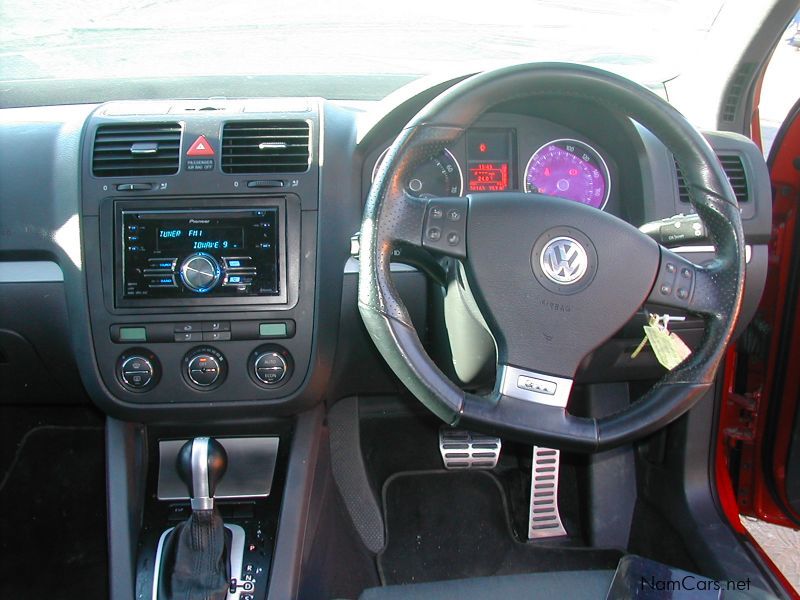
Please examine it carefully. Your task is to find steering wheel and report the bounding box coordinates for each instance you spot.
[358,63,745,452]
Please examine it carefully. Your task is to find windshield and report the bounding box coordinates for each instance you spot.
[0,0,752,101]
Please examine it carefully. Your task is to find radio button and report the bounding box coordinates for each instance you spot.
[223,257,253,270]
[224,274,253,286]
[147,258,177,271]
[179,253,221,293]
[147,275,177,288]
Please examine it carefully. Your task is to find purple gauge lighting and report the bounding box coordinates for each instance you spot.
[524,139,610,209]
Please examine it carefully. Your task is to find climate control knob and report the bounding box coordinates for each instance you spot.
[179,253,221,293]
[183,347,226,390]
[116,348,160,392]
[249,345,293,387]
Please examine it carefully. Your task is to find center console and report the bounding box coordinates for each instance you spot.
[79,101,321,416]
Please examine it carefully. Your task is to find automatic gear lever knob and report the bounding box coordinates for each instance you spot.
[176,437,228,511]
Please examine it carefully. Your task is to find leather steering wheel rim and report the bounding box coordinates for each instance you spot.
[358,63,745,452]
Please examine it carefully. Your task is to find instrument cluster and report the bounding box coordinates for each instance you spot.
[369,115,615,212]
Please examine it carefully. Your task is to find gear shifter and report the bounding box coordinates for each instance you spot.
[154,437,232,600]
[177,437,228,511]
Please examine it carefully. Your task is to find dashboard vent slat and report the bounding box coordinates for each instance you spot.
[718,155,749,203]
[221,121,310,174]
[675,154,749,204]
[92,123,181,177]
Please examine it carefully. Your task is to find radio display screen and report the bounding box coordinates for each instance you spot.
[120,208,280,300]
[157,226,244,251]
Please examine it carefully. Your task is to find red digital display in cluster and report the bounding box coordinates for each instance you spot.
[468,162,509,192]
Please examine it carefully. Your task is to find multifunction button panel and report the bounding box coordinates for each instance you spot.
[110,319,295,344]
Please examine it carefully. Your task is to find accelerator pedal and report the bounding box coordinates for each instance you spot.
[439,428,501,469]
[528,446,568,539]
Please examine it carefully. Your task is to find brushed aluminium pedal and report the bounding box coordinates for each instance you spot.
[528,446,568,539]
[439,428,502,469]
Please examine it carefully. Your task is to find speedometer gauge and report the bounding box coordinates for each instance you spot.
[524,139,610,210]
[371,147,463,198]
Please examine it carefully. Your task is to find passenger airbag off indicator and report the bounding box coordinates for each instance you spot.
[186,135,215,171]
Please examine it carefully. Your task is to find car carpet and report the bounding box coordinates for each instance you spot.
[0,425,108,600]
[378,469,623,586]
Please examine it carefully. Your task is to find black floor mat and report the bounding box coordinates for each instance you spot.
[378,470,622,585]
[0,426,108,599]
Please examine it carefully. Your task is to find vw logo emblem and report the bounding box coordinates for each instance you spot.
[539,236,589,285]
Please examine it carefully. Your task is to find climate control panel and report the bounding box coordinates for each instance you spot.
[115,344,294,395]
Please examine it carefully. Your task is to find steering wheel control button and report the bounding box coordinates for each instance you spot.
[531,227,598,295]
[249,345,293,388]
[179,252,221,293]
[116,349,160,392]
[422,198,468,258]
[649,250,697,309]
[499,366,573,408]
[183,347,227,390]
[517,376,557,396]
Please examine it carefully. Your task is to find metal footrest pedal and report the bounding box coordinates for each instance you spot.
[528,446,568,539]
[439,428,502,469]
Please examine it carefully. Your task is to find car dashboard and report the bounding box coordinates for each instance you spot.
[0,81,772,422]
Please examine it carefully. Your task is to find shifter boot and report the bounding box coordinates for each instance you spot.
[157,508,231,600]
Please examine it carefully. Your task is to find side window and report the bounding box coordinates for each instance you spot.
[759,12,800,157]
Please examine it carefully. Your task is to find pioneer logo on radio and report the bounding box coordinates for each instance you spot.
[189,219,211,224]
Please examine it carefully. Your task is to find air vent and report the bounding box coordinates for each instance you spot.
[221,121,310,174]
[675,154,749,203]
[92,123,181,177]
[675,160,691,203]
[718,154,749,203]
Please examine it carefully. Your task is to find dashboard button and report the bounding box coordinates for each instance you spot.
[202,331,231,342]
[174,322,200,333]
[174,332,199,342]
[187,354,221,386]
[202,321,231,332]
[183,347,226,390]
[117,349,160,392]
[249,346,292,387]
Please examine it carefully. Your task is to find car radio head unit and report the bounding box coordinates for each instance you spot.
[117,206,283,306]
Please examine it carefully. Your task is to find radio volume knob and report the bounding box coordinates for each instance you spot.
[179,253,221,293]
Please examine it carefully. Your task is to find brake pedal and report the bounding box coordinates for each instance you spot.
[439,428,501,469]
[528,446,567,539]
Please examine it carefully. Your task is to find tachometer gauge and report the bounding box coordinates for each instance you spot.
[371,147,463,197]
[524,139,610,209]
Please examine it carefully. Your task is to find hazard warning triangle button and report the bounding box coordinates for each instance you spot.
[187,135,215,157]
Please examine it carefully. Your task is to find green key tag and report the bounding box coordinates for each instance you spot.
[643,324,692,370]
